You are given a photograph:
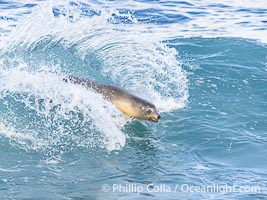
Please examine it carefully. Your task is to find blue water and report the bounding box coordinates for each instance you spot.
[0,0,267,199]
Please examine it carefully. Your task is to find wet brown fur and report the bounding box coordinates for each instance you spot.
[64,76,161,122]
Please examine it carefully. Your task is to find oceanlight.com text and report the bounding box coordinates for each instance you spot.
[101,183,261,194]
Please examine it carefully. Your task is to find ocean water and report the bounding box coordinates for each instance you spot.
[0,0,266,199]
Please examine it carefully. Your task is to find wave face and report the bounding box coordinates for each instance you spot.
[0,0,188,152]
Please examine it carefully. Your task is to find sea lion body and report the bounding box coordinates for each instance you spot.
[65,76,161,122]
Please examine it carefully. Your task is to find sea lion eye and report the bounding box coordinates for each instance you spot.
[146,108,153,114]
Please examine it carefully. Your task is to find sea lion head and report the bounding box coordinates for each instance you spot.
[113,98,161,122]
[138,101,161,122]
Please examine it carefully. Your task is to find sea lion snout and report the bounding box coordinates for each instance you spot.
[148,114,161,122]
[142,105,161,122]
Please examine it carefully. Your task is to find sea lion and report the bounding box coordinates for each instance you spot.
[64,76,161,122]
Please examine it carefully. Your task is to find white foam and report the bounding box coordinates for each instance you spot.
[0,122,49,151]
[0,61,126,152]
